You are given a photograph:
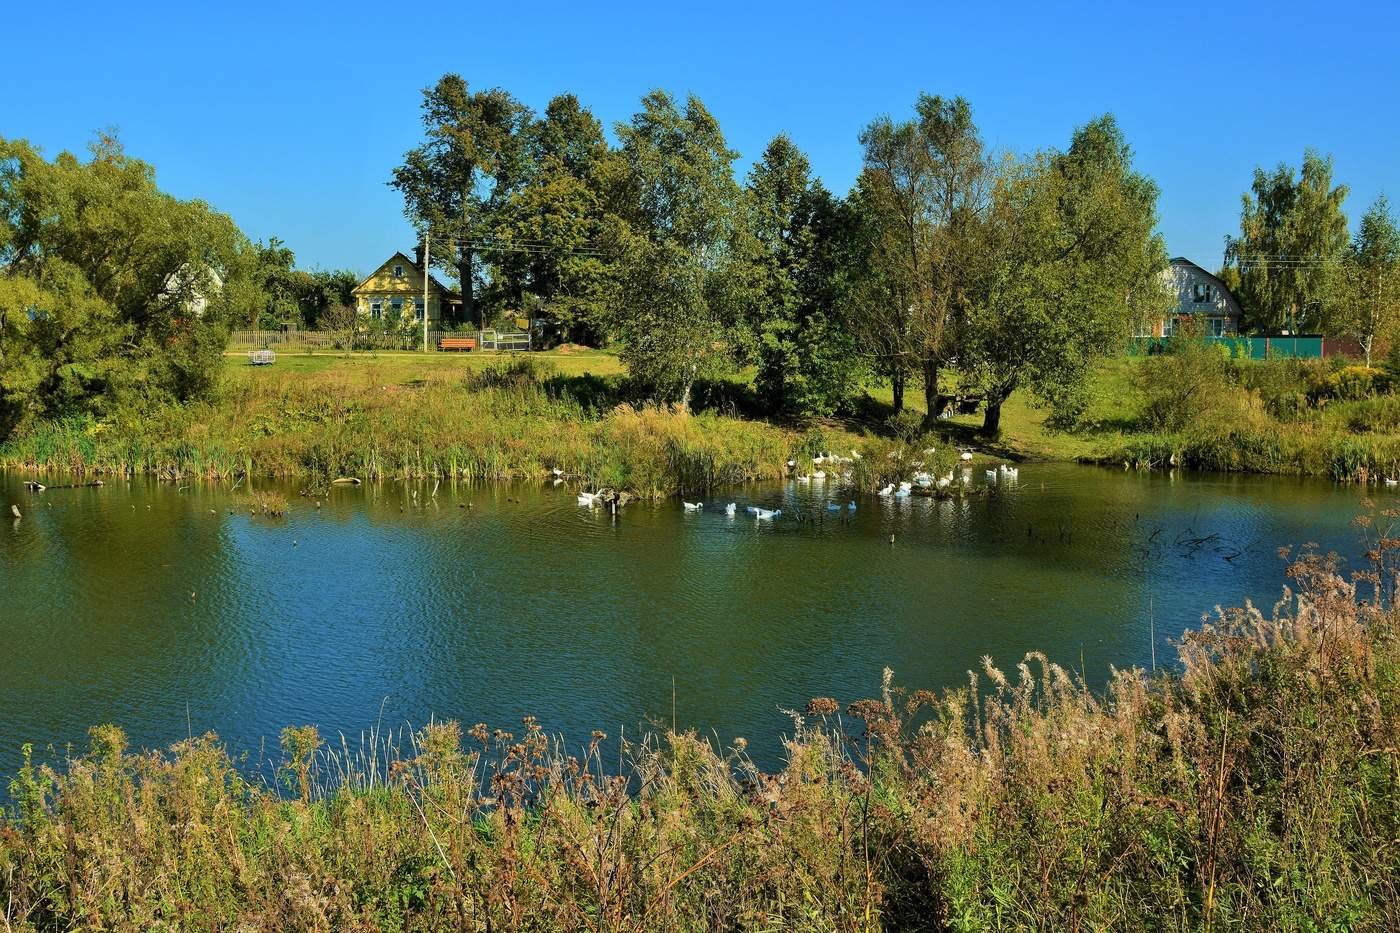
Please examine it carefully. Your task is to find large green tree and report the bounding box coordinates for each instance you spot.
[745,135,861,415]
[852,95,987,420]
[0,133,257,436]
[391,75,531,329]
[492,94,619,344]
[961,117,1169,436]
[1226,151,1349,334]
[608,91,753,409]
[1338,195,1400,367]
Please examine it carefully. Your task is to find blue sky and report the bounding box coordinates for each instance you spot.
[6,1,1397,276]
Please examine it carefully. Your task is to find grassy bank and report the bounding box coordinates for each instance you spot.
[3,537,1398,929]
[0,353,887,498]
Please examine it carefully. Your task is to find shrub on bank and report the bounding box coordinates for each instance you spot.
[2,541,1398,928]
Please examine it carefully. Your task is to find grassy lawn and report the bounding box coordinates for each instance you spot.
[224,348,625,383]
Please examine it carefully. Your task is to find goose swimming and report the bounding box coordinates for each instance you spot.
[753,507,781,520]
[877,484,894,497]
[725,502,737,514]
[683,501,704,511]
[577,491,602,507]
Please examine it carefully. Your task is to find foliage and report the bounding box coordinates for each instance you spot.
[849,95,987,417]
[745,135,862,416]
[3,544,1399,928]
[1336,195,1400,366]
[0,133,256,439]
[1225,150,1349,333]
[1136,327,1238,432]
[251,237,358,330]
[963,116,1171,435]
[391,75,532,327]
[607,91,754,409]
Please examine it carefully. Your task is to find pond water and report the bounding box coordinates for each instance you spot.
[0,465,1381,776]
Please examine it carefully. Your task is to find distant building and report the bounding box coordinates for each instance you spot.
[161,263,223,318]
[351,252,461,328]
[1139,257,1243,338]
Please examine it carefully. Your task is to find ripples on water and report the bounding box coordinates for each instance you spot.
[0,466,1381,773]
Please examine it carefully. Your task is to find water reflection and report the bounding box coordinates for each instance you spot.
[0,466,1380,774]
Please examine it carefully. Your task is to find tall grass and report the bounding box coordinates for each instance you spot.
[0,362,843,499]
[4,532,1399,929]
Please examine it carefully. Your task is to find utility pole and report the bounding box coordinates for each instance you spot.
[422,230,430,354]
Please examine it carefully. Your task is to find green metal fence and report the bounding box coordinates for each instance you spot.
[1131,336,1349,360]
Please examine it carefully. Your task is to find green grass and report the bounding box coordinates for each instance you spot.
[3,538,1398,929]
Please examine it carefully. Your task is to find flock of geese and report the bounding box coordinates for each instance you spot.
[571,448,1022,521]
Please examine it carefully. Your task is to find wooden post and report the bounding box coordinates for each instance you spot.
[422,231,430,354]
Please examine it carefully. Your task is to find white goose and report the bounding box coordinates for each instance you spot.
[877,483,894,497]
[960,450,974,462]
[812,470,827,480]
[1000,464,1019,480]
[753,507,781,520]
[725,502,737,514]
[577,491,602,507]
[683,501,704,511]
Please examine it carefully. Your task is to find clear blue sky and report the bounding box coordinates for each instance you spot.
[6,1,1397,276]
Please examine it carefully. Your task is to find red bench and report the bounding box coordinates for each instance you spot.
[438,337,476,351]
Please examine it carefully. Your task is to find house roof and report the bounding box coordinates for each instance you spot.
[1168,256,1242,317]
[351,251,460,299]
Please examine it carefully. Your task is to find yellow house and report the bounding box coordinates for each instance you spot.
[350,251,461,328]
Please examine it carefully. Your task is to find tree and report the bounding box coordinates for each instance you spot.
[492,94,618,345]
[743,135,860,415]
[608,91,752,409]
[391,75,531,329]
[1338,195,1400,367]
[961,117,1169,436]
[1226,151,1349,334]
[0,133,257,436]
[851,95,988,421]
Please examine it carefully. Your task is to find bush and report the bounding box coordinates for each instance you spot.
[1135,332,1237,432]
[885,408,926,444]
[1313,365,1389,403]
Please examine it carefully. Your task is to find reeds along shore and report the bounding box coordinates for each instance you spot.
[3,534,1399,930]
[0,361,832,498]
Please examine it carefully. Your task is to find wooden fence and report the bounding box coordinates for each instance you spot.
[228,330,531,353]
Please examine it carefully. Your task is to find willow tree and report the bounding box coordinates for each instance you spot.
[391,75,530,329]
[608,91,753,409]
[851,95,987,421]
[0,133,257,436]
[1225,151,1349,334]
[961,117,1169,436]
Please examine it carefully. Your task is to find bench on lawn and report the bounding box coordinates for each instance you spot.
[248,349,276,366]
[438,336,477,352]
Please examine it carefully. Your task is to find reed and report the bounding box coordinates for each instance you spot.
[0,363,858,499]
[4,529,1399,929]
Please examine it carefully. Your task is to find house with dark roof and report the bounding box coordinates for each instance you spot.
[350,251,461,329]
[1139,257,1244,338]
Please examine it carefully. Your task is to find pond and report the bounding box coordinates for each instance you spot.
[0,465,1381,777]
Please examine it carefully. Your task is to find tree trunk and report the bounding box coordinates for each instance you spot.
[981,400,1003,437]
[891,373,905,413]
[458,246,477,329]
[921,356,948,426]
[981,385,1014,437]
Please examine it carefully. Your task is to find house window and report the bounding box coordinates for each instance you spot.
[1210,317,1226,338]
[414,298,425,321]
[369,299,383,320]
[1132,319,1152,339]
[390,297,404,318]
[1163,317,1177,338]
[1193,283,1211,303]
[393,264,405,279]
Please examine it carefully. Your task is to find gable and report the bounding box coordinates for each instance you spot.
[351,252,457,298]
[1162,258,1243,319]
